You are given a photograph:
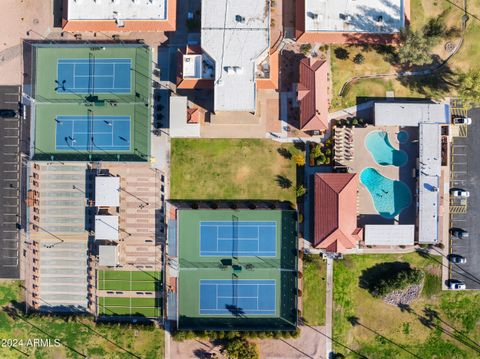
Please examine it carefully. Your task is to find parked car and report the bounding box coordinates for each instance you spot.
[0,109,16,118]
[450,189,470,197]
[453,117,472,125]
[448,254,467,264]
[447,279,466,290]
[450,228,469,239]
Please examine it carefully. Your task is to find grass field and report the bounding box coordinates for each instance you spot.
[97,270,161,291]
[0,281,164,358]
[333,253,480,358]
[302,254,327,326]
[330,0,480,111]
[170,139,298,203]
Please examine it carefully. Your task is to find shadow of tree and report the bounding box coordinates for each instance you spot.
[277,147,292,159]
[276,175,292,189]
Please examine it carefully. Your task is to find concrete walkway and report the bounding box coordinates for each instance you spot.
[325,257,333,359]
[164,320,171,359]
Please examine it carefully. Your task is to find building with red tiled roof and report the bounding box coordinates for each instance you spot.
[62,0,176,32]
[314,173,362,253]
[298,58,329,132]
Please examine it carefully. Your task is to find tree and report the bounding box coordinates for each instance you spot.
[293,153,305,166]
[398,29,433,67]
[458,69,480,108]
[224,337,259,359]
[353,53,365,64]
[296,185,307,197]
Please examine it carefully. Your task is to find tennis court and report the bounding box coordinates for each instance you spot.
[200,221,277,257]
[57,58,131,94]
[199,279,276,315]
[55,115,131,151]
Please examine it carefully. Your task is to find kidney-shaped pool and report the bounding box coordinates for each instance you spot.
[360,167,412,219]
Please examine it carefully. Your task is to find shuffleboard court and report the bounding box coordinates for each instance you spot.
[200,221,277,257]
[199,279,276,315]
[55,115,131,151]
[57,58,131,94]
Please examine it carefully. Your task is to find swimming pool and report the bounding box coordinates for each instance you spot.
[365,131,408,167]
[360,167,412,219]
[397,131,409,143]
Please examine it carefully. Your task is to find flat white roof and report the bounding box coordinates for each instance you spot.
[418,123,442,244]
[374,102,450,126]
[201,0,270,112]
[95,215,119,241]
[98,245,118,267]
[169,97,200,138]
[305,0,404,33]
[183,55,202,78]
[95,176,120,207]
[364,225,415,245]
[67,0,167,21]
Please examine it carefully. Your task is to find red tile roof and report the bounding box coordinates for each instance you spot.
[314,173,360,252]
[298,58,329,131]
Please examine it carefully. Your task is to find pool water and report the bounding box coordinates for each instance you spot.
[397,131,409,143]
[360,167,412,219]
[365,131,408,167]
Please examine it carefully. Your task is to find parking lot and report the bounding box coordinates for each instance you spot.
[450,107,480,289]
[0,85,21,278]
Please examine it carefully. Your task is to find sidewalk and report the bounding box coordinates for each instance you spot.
[325,257,333,358]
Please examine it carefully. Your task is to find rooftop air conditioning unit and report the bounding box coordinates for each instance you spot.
[235,15,245,23]
[307,12,318,20]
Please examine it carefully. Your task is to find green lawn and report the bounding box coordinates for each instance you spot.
[333,253,480,358]
[0,281,164,358]
[330,0,480,111]
[302,254,326,326]
[170,139,297,203]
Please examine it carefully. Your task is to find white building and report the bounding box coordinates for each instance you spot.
[374,102,450,244]
[201,0,270,112]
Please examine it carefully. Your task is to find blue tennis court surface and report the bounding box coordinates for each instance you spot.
[199,279,276,315]
[200,221,276,257]
[57,58,131,94]
[55,115,131,151]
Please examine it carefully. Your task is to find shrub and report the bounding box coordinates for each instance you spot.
[353,53,365,64]
[300,43,312,55]
[296,185,307,197]
[334,47,349,60]
[311,144,322,158]
[172,330,196,341]
[224,337,259,359]
[423,17,446,39]
[293,153,305,166]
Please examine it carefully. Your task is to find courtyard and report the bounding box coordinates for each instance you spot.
[335,125,418,226]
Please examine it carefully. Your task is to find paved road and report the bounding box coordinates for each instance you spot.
[0,86,21,278]
[450,108,480,289]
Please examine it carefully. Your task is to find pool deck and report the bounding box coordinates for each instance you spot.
[344,125,418,225]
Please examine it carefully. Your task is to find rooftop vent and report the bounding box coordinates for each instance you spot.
[307,12,318,20]
[235,15,245,23]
